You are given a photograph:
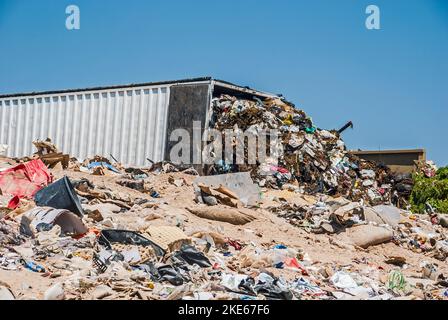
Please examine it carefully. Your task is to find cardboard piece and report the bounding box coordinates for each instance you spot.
[145,226,191,252]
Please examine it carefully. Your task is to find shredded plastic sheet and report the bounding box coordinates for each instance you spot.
[387,270,409,294]
[0,159,52,209]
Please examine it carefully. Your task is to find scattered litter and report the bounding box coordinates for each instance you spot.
[0,93,446,301]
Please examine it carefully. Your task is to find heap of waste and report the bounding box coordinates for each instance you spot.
[0,93,447,301]
[208,95,409,207]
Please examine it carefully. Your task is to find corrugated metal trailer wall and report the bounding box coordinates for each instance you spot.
[0,78,277,167]
[0,84,170,166]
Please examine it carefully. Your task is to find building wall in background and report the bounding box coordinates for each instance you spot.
[0,85,170,166]
[350,149,426,174]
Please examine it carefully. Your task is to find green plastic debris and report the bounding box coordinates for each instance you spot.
[387,270,410,295]
[305,127,316,134]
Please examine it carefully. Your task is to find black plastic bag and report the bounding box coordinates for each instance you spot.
[135,262,189,286]
[172,244,212,268]
[157,265,186,286]
[98,229,165,257]
[254,277,293,300]
[238,277,257,296]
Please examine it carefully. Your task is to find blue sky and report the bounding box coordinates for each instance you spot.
[1,0,447,165]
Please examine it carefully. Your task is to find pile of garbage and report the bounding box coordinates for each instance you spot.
[268,194,448,261]
[209,95,401,206]
[0,104,447,302]
[0,147,447,301]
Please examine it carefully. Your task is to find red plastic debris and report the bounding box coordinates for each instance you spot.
[226,239,243,251]
[284,257,309,275]
[271,166,290,174]
[0,159,52,208]
[7,196,20,209]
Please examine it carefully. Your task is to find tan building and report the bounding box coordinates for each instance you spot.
[349,149,426,174]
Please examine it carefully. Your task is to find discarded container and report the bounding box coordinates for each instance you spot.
[0,78,277,166]
[20,207,88,238]
[34,176,84,217]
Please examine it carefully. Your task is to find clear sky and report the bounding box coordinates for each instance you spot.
[1,0,447,165]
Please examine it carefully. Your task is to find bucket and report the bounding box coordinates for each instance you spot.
[34,176,84,217]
